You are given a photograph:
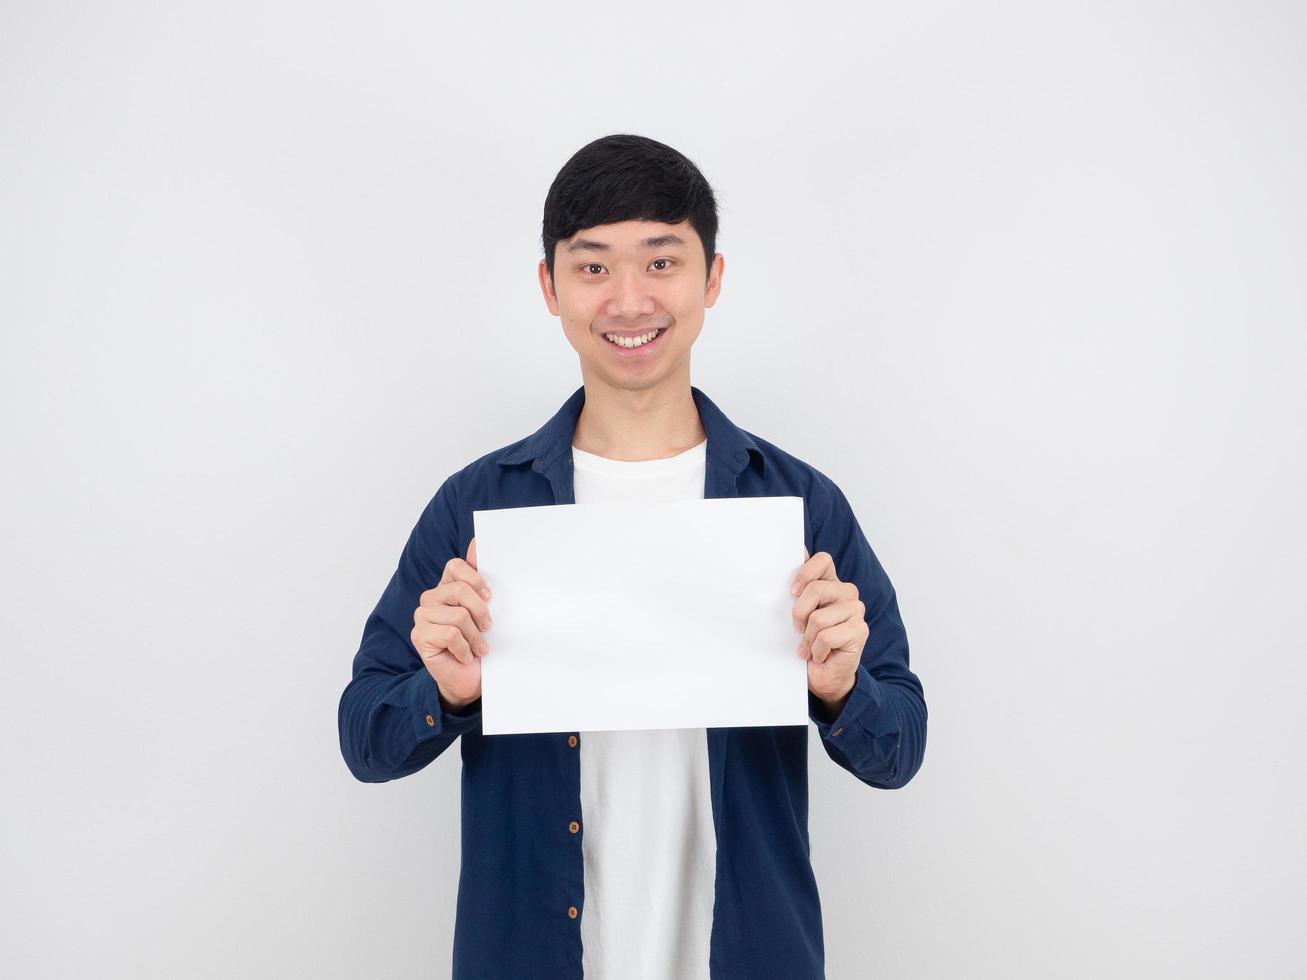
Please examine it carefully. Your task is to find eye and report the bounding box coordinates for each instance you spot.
[582,263,605,276]
[650,258,674,271]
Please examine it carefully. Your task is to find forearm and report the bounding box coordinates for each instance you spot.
[810,667,926,789]
[805,479,928,789]
[340,476,481,782]
[338,666,480,783]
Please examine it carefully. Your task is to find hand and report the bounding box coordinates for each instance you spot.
[791,547,867,713]
[411,537,493,711]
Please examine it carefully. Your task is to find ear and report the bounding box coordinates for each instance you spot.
[703,252,725,309]
[538,259,560,316]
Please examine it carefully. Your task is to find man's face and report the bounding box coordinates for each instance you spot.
[538,218,724,393]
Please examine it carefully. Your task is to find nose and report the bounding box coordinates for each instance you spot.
[605,266,656,321]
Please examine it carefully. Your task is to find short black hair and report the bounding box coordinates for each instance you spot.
[541,133,719,284]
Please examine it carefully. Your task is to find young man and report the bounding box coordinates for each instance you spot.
[338,134,927,980]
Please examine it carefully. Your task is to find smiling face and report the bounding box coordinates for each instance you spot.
[538,218,725,394]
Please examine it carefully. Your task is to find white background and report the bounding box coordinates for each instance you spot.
[2,2,1304,977]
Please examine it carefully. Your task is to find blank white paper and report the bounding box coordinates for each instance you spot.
[470,495,809,735]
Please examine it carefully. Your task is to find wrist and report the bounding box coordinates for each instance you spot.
[437,685,478,714]
[812,680,855,723]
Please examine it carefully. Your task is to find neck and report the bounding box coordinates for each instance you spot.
[571,379,706,462]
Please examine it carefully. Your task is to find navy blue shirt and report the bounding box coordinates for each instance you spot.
[338,384,927,979]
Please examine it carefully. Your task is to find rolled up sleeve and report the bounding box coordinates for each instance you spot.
[338,474,481,783]
[806,478,927,789]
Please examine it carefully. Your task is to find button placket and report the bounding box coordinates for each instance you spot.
[565,732,581,926]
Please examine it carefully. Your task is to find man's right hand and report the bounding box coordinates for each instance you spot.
[411,537,492,711]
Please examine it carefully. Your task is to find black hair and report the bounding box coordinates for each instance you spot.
[541,133,719,284]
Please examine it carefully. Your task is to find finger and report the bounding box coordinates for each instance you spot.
[442,625,477,665]
[427,558,491,602]
[424,580,492,633]
[413,622,476,665]
[437,547,492,601]
[792,579,860,631]
[466,536,493,601]
[789,550,838,596]
[809,619,864,664]
[411,622,446,662]
[421,578,492,631]
[415,600,490,656]
[800,600,861,657]
[800,598,863,651]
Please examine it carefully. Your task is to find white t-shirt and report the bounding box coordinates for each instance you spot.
[571,437,715,980]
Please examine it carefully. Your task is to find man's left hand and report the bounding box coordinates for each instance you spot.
[790,547,867,717]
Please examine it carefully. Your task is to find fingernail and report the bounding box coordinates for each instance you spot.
[790,581,801,596]
[798,642,808,658]
[481,642,490,656]
[481,587,491,600]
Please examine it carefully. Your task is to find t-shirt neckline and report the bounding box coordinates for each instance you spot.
[571,438,708,477]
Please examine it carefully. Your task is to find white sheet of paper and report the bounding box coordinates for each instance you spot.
[471,496,809,735]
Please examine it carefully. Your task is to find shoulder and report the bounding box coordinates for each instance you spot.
[742,428,847,524]
[415,435,549,550]
[431,435,536,498]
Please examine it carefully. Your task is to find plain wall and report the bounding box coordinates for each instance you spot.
[2,1,1304,976]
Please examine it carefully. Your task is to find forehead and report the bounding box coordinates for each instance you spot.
[562,218,701,254]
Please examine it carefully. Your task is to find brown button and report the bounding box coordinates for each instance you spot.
[567,905,578,919]
[832,727,844,737]
[567,735,578,748]
[569,820,580,834]
[425,713,436,728]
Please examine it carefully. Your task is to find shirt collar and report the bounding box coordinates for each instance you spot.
[496,384,765,478]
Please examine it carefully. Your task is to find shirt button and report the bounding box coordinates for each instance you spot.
[568,735,578,748]
[569,820,580,834]
[832,727,844,737]
[567,906,578,919]
[425,713,436,727]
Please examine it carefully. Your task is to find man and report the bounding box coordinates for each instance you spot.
[338,133,927,980]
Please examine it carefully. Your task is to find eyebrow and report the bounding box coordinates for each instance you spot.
[565,234,688,254]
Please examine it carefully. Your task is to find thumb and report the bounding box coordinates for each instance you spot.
[467,536,478,570]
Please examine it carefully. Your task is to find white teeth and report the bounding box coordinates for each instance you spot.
[604,329,660,348]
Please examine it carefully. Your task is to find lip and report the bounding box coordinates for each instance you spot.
[600,326,669,358]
